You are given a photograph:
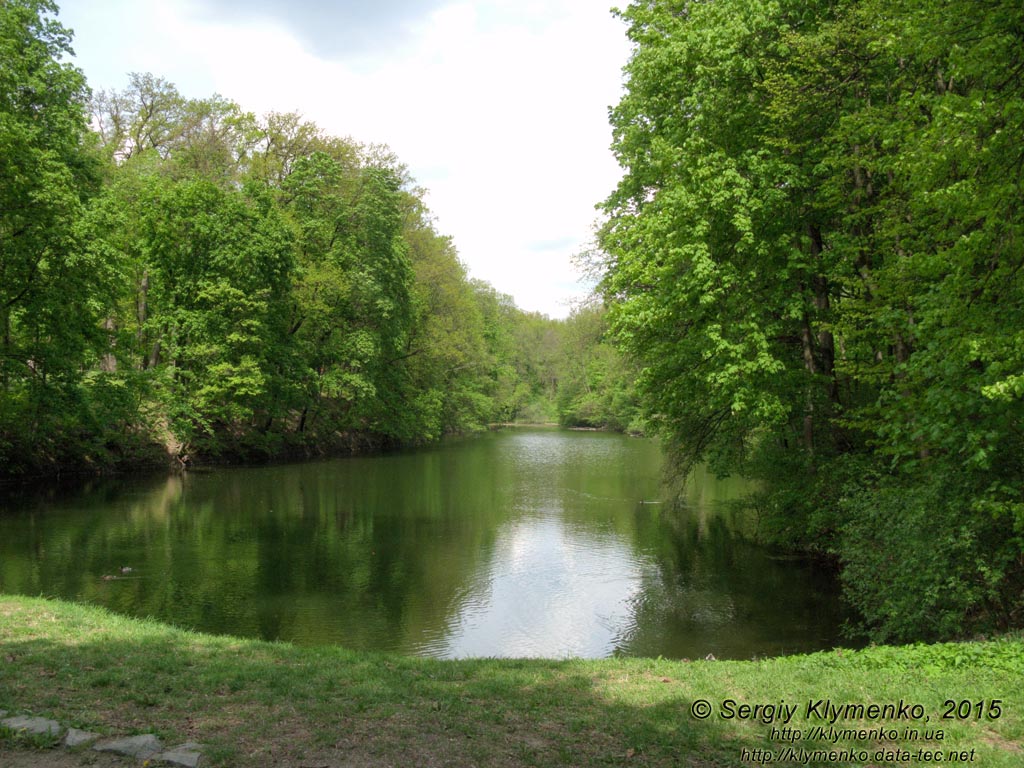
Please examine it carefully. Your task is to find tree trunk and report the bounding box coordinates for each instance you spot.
[100,317,117,372]
[137,271,149,368]
[800,313,817,455]
[1,307,9,391]
[808,225,836,384]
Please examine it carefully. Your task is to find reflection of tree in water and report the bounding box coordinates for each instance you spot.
[151,449,512,649]
[0,440,514,653]
[614,497,850,660]
[0,431,851,659]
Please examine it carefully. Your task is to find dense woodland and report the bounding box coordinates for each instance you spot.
[0,1,641,478]
[598,0,1023,642]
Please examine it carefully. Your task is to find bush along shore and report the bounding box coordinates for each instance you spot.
[1,596,1021,767]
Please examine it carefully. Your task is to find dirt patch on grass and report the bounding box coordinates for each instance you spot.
[981,729,1023,753]
[298,730,532,768]
[0,746,130,767]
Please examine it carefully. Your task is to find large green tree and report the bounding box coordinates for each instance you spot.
[277,146,416,444]
[600,0,1024,640]
[400,198,494,439]
[600,0,836,499]
[0,0,105,471]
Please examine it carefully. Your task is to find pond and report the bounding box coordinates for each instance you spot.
[0,428,848,659]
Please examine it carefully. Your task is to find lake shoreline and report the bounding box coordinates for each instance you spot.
[0,426,471,488]
[0,430,401,487]
[1,595,1020,768]
[0,422,640,488]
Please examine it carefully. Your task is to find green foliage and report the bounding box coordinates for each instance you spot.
[0,1,641,481]
[278,146,418,445]
[600,0,824,476]
[83,170,296,456]
[400,207,494,439]
[556,304,643,432]
[600,0,1024,640]
[839,469,1023,642]
[0,0,110,473]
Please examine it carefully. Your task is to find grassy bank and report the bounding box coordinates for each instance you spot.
[1,596,1021,767]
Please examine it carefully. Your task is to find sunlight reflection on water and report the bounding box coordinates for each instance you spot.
[419,513,648,658]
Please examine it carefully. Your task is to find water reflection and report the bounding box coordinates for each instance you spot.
[617,508,845,659]
[424,513,647,658]
[0,428,849,659]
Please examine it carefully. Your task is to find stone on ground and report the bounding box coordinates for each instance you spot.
[0,715,63,737]
[64,727,102,747]
[156,741,205,767]
[93,733,163,759]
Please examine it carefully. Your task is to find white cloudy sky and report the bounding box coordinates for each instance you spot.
[56,0,632,318]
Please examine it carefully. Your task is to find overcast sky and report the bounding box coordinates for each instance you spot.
[56,1,632,318]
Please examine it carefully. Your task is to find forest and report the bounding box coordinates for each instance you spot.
[0,1,641,478]
[597,0,1023,643]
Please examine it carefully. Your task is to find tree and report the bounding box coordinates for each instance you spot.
[599,0,1024,640]
[600,0,834,491]
[556,304,642,432]
[274,145,417,444]
[85,166,296,456]
[91,73,184,163]
[827,0,1024,640]
[400,199,494,439]
[0,0,104,472]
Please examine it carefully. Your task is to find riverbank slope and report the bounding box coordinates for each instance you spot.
[1,596,1021,767]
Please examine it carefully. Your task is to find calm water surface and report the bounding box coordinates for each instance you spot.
[0,428,847,659]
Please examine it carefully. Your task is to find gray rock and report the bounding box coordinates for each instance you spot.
[64,727,102,747]
[0,715,63,737]
[93,733,164,759]
[0,710,7,718]
[157,741,205,767]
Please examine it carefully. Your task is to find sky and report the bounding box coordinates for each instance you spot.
[55,0,633,318]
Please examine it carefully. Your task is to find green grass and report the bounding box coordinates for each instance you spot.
[1,595,1021,766]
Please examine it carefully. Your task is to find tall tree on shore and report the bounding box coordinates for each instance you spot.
[0,0,103,469]
[599,0,1024,640]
